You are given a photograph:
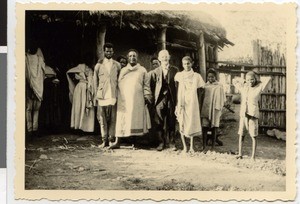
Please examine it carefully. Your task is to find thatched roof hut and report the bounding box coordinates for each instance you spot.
[27,10,233,77]
[89,11,232,47]
[28,10,232,46]
[26,10,233,132]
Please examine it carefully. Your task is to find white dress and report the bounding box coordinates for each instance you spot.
[66,64,95,132]
[175,69,205,137]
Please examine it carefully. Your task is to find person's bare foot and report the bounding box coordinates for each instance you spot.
[108,142,120,150]
[98,141,109,148]
[236,155,243,159]
[182,147,188,153]
[188,149,195,154]
[250,157,256,161]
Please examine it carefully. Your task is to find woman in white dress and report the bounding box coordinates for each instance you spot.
[66,63,95,133]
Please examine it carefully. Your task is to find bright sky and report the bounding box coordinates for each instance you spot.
[202,7,287,62]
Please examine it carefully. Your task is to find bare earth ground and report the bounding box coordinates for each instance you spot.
[25,105,286,191]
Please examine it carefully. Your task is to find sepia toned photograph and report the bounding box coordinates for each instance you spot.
[14,2,296,201]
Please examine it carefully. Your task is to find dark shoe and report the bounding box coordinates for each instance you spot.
[32,131,37,138]
[108,135,115,143]
[168,143,177,151]
[216,138,223,146]
[26,132,33,144]
[156,143,164,151]
[202,147,209,154]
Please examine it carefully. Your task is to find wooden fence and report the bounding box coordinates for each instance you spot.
[217,40,286,131]
[252,40,286,131]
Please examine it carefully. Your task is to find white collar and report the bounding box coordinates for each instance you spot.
[103,58,112,64]
[127,63,140,71]
[161,64,169,70]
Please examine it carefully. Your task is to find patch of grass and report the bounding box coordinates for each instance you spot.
[126,177,142,184]
[156,179,195,191]
[121,177,151,190]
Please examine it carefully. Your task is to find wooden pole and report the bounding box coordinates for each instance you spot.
[96,24,107,60]
[252,40,258,66]
[198,31,206,81]
[158,25,167,50]
[241,66,245,80]
[214,44,219,68]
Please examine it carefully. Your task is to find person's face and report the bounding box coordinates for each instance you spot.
[151,59,160,69]
[182,59,192,72]
[246,74,256,87]
[207,73,216,83]
[128,51,138,66]
[104,47,114,59]
[159,52,170,65]
[120,58,127,68]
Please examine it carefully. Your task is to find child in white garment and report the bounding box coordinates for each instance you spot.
[237,71,272,160]
[175,56,205,153]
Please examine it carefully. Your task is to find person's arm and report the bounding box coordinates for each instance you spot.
[25,55,30,83]
[197,74,205,88]
[259,76,272,92]
[143,69,152,105]
[93,64,99,106]
[148,70,155,98]
[41,59,46,80]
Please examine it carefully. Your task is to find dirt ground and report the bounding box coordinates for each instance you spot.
[25,105,286,191]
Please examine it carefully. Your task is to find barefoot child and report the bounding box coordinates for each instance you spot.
[201,68,226,153]
[237,71,272,160]
[175,56,205,153]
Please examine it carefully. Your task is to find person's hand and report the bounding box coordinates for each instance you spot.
[144,97,151,106]
[224,103,230,109]
[52,78,60,84]
[85,107,90,115]
[175,106,178,117]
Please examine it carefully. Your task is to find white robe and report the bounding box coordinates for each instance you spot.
[115,63,151,137]
[175,69,205,137]
[66,64,95,132]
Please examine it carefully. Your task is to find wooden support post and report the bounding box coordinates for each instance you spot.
[158,25,167,51]
[198,31,206,81]
[214,44,219,68]
[213,44,220,79]
[96,24,107,60]
[241,66,245,80]
[252,40,259,66]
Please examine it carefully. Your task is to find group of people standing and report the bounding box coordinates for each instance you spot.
[26,42,272,160]
[66,43,228,153]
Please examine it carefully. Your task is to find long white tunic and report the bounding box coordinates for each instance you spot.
[175,70,205,137]
[66,64,95,132]
[115,63,151,137]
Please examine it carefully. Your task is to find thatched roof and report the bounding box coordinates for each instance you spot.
[90,11,233,46]
[27,10,233,47]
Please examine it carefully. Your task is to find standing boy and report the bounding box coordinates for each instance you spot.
[93,43,121,148]
[237,71,271,160]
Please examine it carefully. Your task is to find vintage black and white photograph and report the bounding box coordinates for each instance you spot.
[15,2,296,201]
